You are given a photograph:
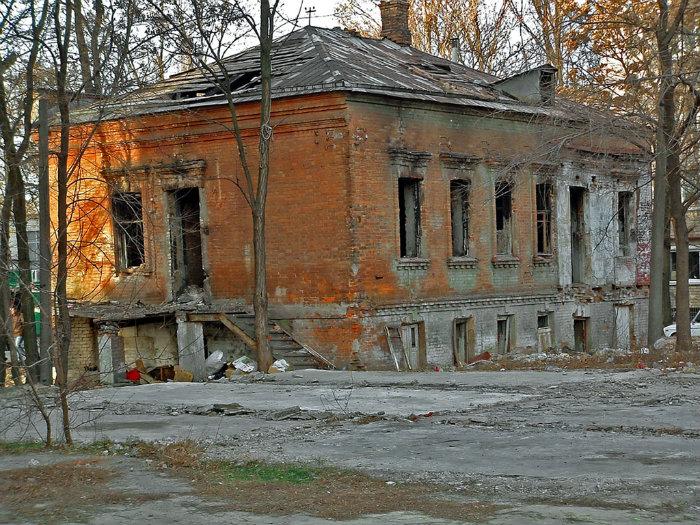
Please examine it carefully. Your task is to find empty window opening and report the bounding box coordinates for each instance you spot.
[670,250,700,280]
[112,191,144,270]
[537,313,553,352]
[570,187,586,283]
[399,178,421,258]
[453,317,476,366]
[573,318,588,353]
[450,180,470,257]
[400,322,424,370]
[497,315,513,354]
[536,183,553,255]
[618,191,633,256]
[540,71,555,105]
[495,180,513,255]
[169,188,204,295]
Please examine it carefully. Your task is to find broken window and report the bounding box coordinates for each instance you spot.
[168,188,204,295]
[495,180,513,255]
[497,315,513,353]
[112,191,145,270]
[570,187,586,283]
[450,180,470,257]
[617,191,633,256]
[536,183,553,255]
[399,178,421,258]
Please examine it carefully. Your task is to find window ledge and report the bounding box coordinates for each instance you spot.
[492,255,520,268]
[396,258,430,270]
[447,256,478,269]
[533,255,554,267]
[115,264,151,276]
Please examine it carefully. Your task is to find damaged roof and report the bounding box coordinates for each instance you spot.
[72,26,583,123]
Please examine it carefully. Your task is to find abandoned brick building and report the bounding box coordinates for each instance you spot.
[58,0,651,380]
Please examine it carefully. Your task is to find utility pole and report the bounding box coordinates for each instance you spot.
[305,6,316,26]
[38,95,53,385]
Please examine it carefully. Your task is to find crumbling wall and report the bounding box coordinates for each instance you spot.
[67,317,98,381]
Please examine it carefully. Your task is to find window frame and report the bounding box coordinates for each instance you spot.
[111,190,145,271]
[398,177,422,258]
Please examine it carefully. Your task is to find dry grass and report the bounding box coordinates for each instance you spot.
[133,441,498,522]
[0,458,156,524]
[478,348,700,372]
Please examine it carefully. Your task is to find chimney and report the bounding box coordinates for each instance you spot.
[450,37,460,63]
[380,0,412,46]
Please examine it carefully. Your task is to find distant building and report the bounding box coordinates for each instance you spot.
[8,215,40,289]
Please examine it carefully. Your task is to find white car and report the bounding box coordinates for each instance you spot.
[663,310,700,337]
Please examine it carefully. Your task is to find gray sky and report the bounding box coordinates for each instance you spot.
[280,1,343,28]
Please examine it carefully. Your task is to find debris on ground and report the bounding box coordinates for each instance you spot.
[268,359,290,374]
[232,356,258,374]
[173,366,193,382]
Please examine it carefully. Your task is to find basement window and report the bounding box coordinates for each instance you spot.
[618,191,633,256]
[112,191,145,270]
[536,183,553,255]
[399,178,421,258]
[495,180,513,255]
[450,180,470,257]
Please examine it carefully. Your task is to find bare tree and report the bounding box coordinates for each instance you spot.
[0,0,51,385]
[148,0,285,372]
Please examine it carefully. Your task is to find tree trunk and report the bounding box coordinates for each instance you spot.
[9,161,40,382]
[670,160,691,350]
[649,6,676,344]
[662,193,672,326]
[253,0,274,373]
[54,0,74,445]
[0,187,18,386]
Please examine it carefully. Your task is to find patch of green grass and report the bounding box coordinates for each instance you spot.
[218,462,316,484]
[0,441,46,454]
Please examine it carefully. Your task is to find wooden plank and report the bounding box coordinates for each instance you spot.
[384,326,401,372]
[218,314,257,350]
[188,313,224,322]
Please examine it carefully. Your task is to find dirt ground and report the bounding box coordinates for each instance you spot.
[1,368,699,524]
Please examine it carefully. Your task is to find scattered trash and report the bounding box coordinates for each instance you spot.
[636,361,648,369]
[205,351,228,379]
[386,481,396,485]
[232,355,258,373]
[268,359,290,374]
[173,366,194,382]
[125,368,141,383]
[27,459,40,467]
[640,347,650,355]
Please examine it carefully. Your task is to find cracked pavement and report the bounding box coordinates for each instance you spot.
[1,369,699,523]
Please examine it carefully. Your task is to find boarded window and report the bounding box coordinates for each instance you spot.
[450,180,470,256]
[618,191,633,256]
[399,178,421,258]
[495,180,513,255]
[536,183,552,255]
[453,317,476,366]
[537,313,553,351]
[112,191,144,269]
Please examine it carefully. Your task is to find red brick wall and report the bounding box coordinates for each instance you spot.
[57,93,354,306]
